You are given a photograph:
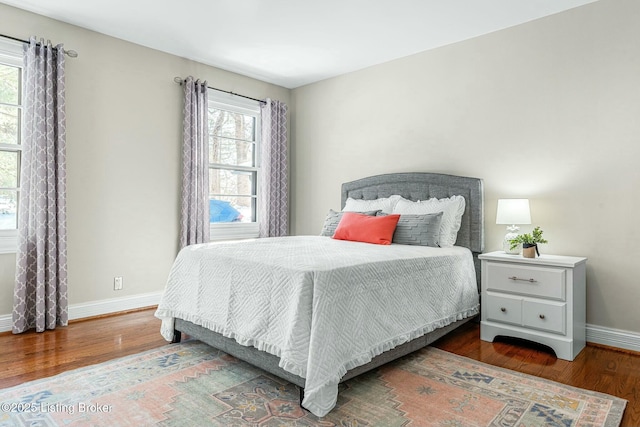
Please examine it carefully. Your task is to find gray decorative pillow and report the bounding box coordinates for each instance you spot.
[320,209,380,237]
[378,212,443,247]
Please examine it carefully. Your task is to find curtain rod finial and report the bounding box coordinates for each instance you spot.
[174,76,184,84]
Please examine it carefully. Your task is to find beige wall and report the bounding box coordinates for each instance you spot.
[0,4,290,316]
[291,0,640,332]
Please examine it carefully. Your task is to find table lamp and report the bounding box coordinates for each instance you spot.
[496,199,531,254]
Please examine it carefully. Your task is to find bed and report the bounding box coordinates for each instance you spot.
[155,172,484,417]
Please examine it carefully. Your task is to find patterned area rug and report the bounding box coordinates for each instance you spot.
[0,341,625,427]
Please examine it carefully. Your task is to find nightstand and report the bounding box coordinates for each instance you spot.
[479,251,587,361]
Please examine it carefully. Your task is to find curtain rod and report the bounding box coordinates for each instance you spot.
[0,33,78,58]
[174,77,265,104]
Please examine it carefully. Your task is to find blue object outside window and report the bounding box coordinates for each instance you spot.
[209,199,242,223]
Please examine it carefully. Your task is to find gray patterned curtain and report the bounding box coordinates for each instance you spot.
[259,99,288,237]
[180,77,210,248]
[13,37,68,333]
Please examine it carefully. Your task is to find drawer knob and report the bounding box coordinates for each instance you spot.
[508,276,538,283]
[539,314,546,319]
[500,307,506,312]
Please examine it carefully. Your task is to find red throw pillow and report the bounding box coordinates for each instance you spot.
[332,212,400,245]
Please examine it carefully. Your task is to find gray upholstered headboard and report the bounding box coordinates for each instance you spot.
[341,172,485,286]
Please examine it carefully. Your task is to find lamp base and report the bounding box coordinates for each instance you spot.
[503,226,521,255]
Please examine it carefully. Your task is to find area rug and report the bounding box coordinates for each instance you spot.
[0,341,626,427]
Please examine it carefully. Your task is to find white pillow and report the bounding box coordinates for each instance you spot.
[343,195,403,214]
[393,196,465,247]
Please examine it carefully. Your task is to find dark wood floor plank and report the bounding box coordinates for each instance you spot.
[0,310,637,425]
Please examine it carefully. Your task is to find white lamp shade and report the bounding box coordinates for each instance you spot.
[496,199,531,225]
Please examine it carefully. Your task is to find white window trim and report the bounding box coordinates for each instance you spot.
[0,37,23,254]
[0,38,24,67]
[208,90,262,241]
[210,222,259,241]
[0,230,17,255]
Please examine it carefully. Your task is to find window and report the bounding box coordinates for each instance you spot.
[208,91,261,240]
[0,38,23,253]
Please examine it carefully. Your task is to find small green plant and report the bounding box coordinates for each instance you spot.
[509,226,548,251]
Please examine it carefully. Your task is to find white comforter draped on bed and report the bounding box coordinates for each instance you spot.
[155,236,479,417]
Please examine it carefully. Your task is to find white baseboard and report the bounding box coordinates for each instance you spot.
[0,313,10,332]
[586,323,640,353]
[0,291,163,333]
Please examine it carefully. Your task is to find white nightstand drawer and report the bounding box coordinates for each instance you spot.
[522,300,566,335]
[485,293,521,326]
[485,262,566,301]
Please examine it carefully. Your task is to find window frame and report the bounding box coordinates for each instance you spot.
[0,38,23,254]
[208,90,262,241]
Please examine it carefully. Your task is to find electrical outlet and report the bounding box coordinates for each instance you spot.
[114,276,123,291]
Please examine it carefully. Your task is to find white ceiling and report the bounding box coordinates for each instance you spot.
[2,0,597,89]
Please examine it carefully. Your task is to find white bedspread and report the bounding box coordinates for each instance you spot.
[154,236,479,417]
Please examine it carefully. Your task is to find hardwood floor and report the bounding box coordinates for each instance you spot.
[0,309,637,426]
[0,309,167,389]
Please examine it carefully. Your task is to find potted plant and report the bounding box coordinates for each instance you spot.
[509,226,548,258]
